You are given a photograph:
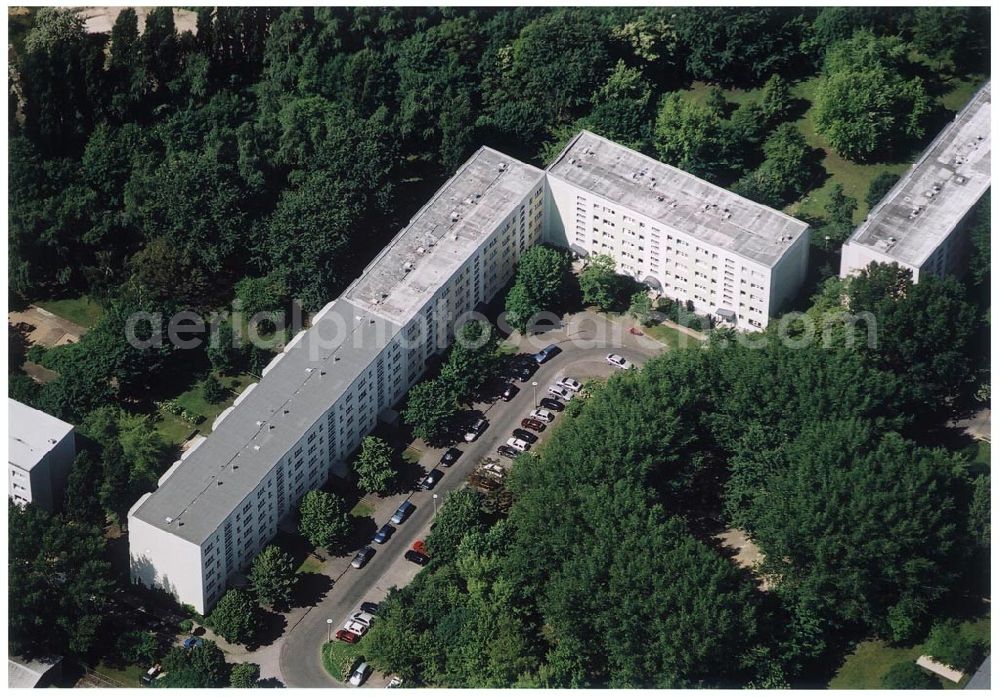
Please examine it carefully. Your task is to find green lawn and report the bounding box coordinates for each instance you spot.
[350,499,376,519]
[154,372,257,447]
[93,661,144,688]
[296,555,324,575]
[972,440,990,468]
[829,613,990,689]
[402,446,423,465]
[644,322,704,351]
[37,295,104,329]
[322,639,368,682]
[678,74,989,227]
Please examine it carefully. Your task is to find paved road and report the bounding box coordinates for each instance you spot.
[279,313,664,686]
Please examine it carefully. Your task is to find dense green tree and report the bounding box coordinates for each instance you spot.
[438,320,500,402]
[583,60,654,148]
[403,379,459,443]
[249,545,297,609]
[844,263,980,412]
[882,662,940,689]
[117,412,167,490]
[234,271,289,320]
[9,502,114,657]
[739,421,963,638]
[354,436,397,494]
[628,291,653,326]
[114,630,159,665]
[208,589,259,646]
[732,124,817,207]
[230,662,261,688]
[298,489,352,553]
[203,374,227,404]
[759,74,793,123]
[865,171,901,210]
[578,254,620,311]
[673,7,810,85]
[158,640,228,688]
[425,489,485,565]
[815,31,931,161]
[504,246,573,332]
[923,620,980,672]
[654,94,734,182]
[63,449,104,524]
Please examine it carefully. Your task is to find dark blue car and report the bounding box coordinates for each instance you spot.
[373,523,395,544]
[183,637,203,650]
[533,344,561,364]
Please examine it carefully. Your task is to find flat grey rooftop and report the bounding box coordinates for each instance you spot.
[847,81,991,267]
[547,130,809,267]
[9,398,74,471]
[348,147,544,323]
[131,148,543,546]
[132,297,402,544]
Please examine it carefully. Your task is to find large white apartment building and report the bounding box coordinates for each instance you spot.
[840,82,991,282]
[9,399,76,511]
[129,148,545,613]
[129,133,811,612]
[546,131,810,330]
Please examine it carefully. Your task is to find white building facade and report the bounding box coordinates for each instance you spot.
[129,148,545,613]
[8,399,76,511]
[840,82,990,282]
[545,131,810,331]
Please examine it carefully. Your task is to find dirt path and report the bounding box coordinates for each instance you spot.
[9,306,87,347]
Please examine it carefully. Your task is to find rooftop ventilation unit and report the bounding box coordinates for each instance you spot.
[498,162,508,172]
[417,246,426,255]
[403,261,413,272]
[450,212,459,222]
[165,516,173,523]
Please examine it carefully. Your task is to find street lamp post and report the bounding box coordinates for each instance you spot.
[326,618,333,643]
[432,493,439,516]
[532,381,538,407]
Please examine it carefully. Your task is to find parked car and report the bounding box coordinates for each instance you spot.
[372,524,395,544]
[360,601,380,616]
[512,360,538,382]
[497,445,520,459]
[533,344,562,364]
[350,611,375,627]
[349,662,372,687]
[506,437,530,452]
[530,408,555,423]
[557,377,582,392]
[539,397,565,412]
[464,417,488,442]
[183,638,203,650]
[547,385,574,400]
[512,428,538,444]
[387,676,403,688]
[404,549,430,566]
[351,546,375,569]
[343,620,368,636]
[520,417,545,432]
[419,468,443,490]
[412,539,428,555]
[501,383,520,401]
[390,500,415,525]
[606,353,633,370]
[335,629,361,644]
[440,447,462,467]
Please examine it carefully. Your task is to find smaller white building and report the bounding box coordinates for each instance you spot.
[840,81,990,282]
[8,399,76,511]
[545,130,810,331]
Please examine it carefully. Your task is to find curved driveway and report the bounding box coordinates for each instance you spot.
[279,312,666,686]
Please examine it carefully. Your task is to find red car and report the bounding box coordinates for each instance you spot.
[335,629,361,644]
[412,540,428,555]
[520,417,545,432]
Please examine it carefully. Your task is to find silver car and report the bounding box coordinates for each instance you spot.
[547,385,574,400]
[349,662,371,687]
